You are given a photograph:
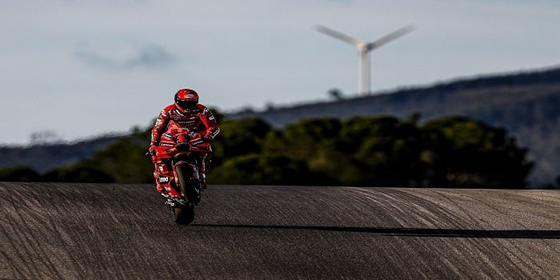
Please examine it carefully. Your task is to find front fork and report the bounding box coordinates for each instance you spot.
[173,158,206,196]
[199,155,208,190]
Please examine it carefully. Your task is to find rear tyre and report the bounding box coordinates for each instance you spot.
[173,205,194,225]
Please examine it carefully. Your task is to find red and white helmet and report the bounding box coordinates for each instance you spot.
[174,89,199,113]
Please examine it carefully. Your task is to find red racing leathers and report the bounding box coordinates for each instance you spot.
[150,104,220,196]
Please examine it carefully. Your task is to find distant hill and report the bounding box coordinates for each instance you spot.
[0,136,123,174]
[229,66,560,186]
[1,66,560,186]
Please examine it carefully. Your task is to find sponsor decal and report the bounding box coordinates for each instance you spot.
[159,177,170,183]
[178,120,196,125]
[192,139,204,145]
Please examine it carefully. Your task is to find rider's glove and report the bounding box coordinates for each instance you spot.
[203,134,214,143]
[148,145,157,163]
[148,145,157,155]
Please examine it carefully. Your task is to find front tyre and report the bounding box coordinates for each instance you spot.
[176,163,201,204]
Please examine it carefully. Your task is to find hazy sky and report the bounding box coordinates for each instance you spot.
[1,0,559,145]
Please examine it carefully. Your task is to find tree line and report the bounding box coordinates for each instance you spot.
[0,111,540,188]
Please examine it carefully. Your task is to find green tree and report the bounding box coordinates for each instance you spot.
[90,137,154,184]
[28,112,533,188]
[339,116,423,186]
[0,166,41,182]
[420,116,533,188]
[43,163,115,183]
[262,117,343,184]
[212,117,272,166]
[209,154,332,185]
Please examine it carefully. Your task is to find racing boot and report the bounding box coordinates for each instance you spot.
[154,171,166,194]
[198,156,210,191]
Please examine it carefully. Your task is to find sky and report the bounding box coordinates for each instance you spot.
[1,0,559,145]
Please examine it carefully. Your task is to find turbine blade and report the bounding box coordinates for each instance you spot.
[315,25,365,47]
[369,24,415,49]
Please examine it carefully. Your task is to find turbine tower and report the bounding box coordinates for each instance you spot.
[316,24,415,96]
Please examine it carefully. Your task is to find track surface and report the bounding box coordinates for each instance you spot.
[1,183,559,279]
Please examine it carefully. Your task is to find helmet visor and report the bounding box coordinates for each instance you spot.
[177,100,198,111]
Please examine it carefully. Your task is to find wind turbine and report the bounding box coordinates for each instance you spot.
[316,24,415,96]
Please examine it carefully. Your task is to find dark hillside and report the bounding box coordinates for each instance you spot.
[230,67,560,127]
[0,136,122,174]
[229,67,560,185]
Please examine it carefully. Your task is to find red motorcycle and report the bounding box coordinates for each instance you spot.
[151,121,212,225]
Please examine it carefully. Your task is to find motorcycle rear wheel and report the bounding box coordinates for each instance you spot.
[173,205,194,225]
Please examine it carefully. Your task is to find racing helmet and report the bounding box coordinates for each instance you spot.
[174,89,199,113]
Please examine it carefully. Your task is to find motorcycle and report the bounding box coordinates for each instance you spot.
[149,121,212,225]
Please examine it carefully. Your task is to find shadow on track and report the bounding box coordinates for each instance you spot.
[192,224,560,239]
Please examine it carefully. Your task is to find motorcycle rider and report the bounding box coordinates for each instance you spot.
[148,88,220,199]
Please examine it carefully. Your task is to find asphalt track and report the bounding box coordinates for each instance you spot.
[1,183,559,280]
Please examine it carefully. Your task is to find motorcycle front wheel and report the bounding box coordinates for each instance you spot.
[176,163,201,205]
[173,163,200,225]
